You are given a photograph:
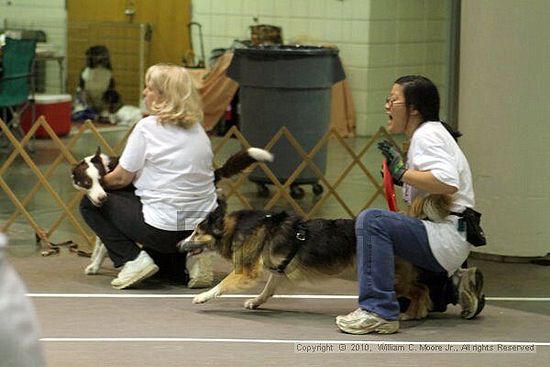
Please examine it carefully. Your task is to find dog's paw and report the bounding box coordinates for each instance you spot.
[244,298,263,309]
[192,292,211,304]
[84,263,100,275]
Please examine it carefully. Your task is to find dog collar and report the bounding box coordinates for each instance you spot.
[269,222,307,275]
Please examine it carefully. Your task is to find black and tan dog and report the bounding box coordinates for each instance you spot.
[179,194,452,320]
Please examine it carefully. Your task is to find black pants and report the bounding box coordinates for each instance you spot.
[79,189,190,281]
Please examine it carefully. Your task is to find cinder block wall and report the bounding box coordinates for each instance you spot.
[0,0,67,94]
[0,0,451,135]
[192,0,451,136]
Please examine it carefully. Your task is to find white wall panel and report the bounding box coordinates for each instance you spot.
[1,0,67,93]
[459,0,550,257]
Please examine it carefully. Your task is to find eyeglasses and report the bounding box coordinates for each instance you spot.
[385,97,406,108]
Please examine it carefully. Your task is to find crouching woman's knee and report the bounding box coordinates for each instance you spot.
[79,195,97,219]
[356,208,387,234]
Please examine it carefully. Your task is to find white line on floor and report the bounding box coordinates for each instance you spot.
[39,337,550,346]
[26,293,550,301]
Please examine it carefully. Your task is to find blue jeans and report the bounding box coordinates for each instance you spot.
[356,209,446,320]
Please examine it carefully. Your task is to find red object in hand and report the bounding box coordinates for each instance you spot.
[383,159,399,212]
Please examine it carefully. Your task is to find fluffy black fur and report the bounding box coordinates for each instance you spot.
[203,205,357,275]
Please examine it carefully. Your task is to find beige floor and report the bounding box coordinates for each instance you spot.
[2,127,549,366]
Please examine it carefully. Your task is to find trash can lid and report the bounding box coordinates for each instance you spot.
[234,45,340,58]
[228,45,345,88]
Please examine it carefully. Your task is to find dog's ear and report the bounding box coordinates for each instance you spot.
[91,146,103,164]
[208,205,226,238]
[70,163,78,174]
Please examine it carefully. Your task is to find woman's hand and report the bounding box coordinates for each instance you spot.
[102,165,135,190]
[377,140,407,185]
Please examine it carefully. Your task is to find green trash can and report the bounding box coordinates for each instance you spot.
[227,45,346,198]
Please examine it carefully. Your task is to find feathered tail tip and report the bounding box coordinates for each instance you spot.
[247,147,274,163]
[214,147,274,182]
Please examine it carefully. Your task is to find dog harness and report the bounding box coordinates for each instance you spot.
[268,219,308,274]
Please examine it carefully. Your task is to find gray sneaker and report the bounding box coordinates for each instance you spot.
[111,251,159,290]
[336,308,399,335]
[456,267,485,319]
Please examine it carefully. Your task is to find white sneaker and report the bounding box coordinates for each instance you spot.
[336,308,399,335]
[111,251,159,290]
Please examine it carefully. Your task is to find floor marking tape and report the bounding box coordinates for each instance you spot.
[39,337,550,346]
[26,293,550,302]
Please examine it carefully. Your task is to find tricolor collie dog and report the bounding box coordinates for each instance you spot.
[74,45,122,123]
[179,194,452,320]
[71,146,274,275]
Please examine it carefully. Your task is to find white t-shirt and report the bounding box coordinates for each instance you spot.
[403,121,475,274]
[119,115,217,231]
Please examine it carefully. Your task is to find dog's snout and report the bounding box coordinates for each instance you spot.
[89,192,108,207]
[176,239,187,253]
[178,240,209,254]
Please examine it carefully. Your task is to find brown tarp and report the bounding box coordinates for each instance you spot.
[188,52,355,137]
[187,52,239,131]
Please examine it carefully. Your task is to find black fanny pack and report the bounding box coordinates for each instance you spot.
[452,208,487,247]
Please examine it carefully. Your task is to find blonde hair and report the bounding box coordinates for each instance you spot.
[145,64,203,128]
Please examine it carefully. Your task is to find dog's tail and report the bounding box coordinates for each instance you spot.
[214,147,273,183]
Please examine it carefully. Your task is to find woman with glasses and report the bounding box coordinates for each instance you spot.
[336,75,485,334]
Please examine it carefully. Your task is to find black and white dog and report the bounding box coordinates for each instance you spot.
[71,146,117,207]
[71,146,274,275]
[73,45,123,123]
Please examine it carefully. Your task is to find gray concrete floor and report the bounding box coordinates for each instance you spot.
[2,127,549,366]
